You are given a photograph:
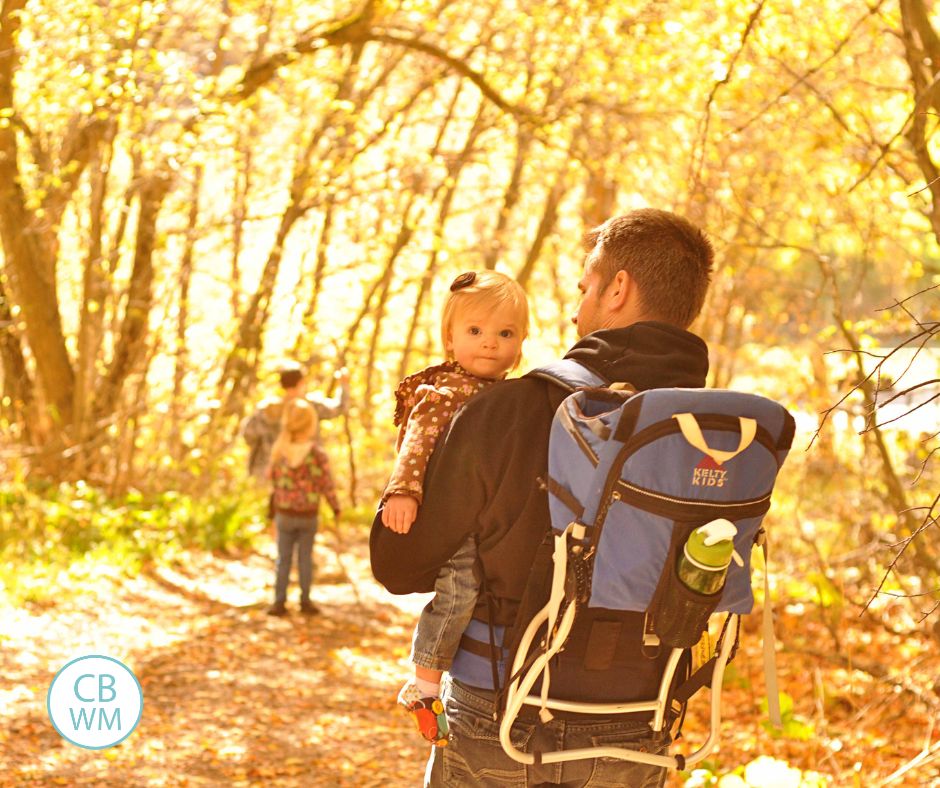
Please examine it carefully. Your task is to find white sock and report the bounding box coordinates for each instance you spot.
[415,677,440,697]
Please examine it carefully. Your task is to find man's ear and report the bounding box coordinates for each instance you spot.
[604,270,632,310]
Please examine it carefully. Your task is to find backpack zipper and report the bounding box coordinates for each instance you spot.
[590,443,773,552]
[590,441,635,549]
[616,481,773,510]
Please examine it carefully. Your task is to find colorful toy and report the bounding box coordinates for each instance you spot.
[403,695,449,747]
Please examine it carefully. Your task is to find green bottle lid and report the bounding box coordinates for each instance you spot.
[685,519,738,569]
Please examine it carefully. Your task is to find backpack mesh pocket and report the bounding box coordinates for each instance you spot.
[648,521,723,648]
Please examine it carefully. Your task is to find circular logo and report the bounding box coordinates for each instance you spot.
[47,655,143,749]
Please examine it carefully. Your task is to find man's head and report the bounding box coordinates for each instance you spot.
[573,209,714,338]
[277,362,306,395]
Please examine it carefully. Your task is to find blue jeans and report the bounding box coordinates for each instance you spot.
[273,511,318,605]
[425,679,670,788]
[411,536,479,671]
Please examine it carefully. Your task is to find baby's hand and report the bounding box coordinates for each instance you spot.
[382,495,419,534]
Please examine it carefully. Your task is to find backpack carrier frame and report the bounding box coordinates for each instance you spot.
[500,607,741,769]
[491,361,793,770]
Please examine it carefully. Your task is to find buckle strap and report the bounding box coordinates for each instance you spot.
[669,614,737,706]
[544,475,585,520]
[459,633,507,659]
[762,533,782,727]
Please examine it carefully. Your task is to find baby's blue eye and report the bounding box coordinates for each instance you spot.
[468,326,481,335]
[500,329,515,338]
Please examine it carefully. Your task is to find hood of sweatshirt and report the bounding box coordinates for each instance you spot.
[564,321,709,391]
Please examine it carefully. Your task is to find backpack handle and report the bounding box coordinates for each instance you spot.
[673,413,757,466]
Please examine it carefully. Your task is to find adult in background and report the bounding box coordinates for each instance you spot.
[242,361,350,480]
[370,209,715,787]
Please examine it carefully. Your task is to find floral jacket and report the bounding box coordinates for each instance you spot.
[384,361,497,504]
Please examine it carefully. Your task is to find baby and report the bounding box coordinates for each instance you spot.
[381,270,529,745]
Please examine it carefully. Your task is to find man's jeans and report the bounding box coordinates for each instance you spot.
[412,535,479,671]
[425,679,670,788]
[274,511,318,604]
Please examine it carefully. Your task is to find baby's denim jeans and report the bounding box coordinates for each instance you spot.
[411,535,479,671]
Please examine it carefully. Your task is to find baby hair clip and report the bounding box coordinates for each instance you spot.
[450,272,476,291]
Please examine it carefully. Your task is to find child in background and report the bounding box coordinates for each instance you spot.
[268,399,341,617]
[381,270,529,745]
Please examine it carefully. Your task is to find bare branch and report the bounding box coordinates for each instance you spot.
[878,379,940,408]
[368,33,530,119]
[874,714,940,787]
[863,492,940,614]
[687,0,766,192]
[872,390,940,430]
[875,283,940,314]
[234,10,533,121]
[731,0,889,137]
[912,446,940,485]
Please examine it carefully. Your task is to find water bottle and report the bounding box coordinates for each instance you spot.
[677,519,742,595]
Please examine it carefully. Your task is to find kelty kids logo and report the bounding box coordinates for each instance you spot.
[692,455,727,487]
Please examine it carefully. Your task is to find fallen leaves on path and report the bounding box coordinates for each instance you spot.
[0,537,431,787]
[1,534,937,786]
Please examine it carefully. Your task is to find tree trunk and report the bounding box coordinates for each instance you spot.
[292,197,336,362]
[363,192,421,425]
[705,270,745,389]
[215,200,305,423]
[546,249,571,346]
[109,361,150,497]
[293,61,441,370]
[821,254,938,577]
[73,123,117,472]
[230,117,257,322]
[337,267,395,372]
[581,167,617,231]
[516,160,571,290]
[899,0,940,240]
[171,166,203,463]
[482,125,533,270]
[96,172,172,421]
[397,93,488,381]
[0,0,74,432]
[0,271,36,442]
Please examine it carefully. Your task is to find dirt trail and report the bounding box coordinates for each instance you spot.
[0,535,431,787]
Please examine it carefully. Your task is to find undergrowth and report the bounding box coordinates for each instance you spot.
[0,479,269,605]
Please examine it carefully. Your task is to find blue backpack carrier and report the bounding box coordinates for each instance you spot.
[495,360,795,771]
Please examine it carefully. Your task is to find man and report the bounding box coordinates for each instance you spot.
[242,361,350,480]
[370,209,714,787]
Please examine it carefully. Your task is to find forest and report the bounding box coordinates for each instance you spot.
[0,0,938,785]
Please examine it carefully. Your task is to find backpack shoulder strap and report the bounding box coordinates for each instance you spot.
[525,359,608,392]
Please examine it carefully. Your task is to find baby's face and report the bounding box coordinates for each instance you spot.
[446,302,524,379]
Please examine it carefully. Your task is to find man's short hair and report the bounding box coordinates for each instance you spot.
[277,362,305,390]
[583,209,714,329]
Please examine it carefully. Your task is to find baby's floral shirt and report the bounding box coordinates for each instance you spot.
[384,361,498,504]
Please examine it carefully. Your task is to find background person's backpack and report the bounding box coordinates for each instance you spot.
[270,446,333,512]
[496,359,795,770]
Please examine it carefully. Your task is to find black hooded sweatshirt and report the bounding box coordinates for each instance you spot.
[370,321,709,629]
